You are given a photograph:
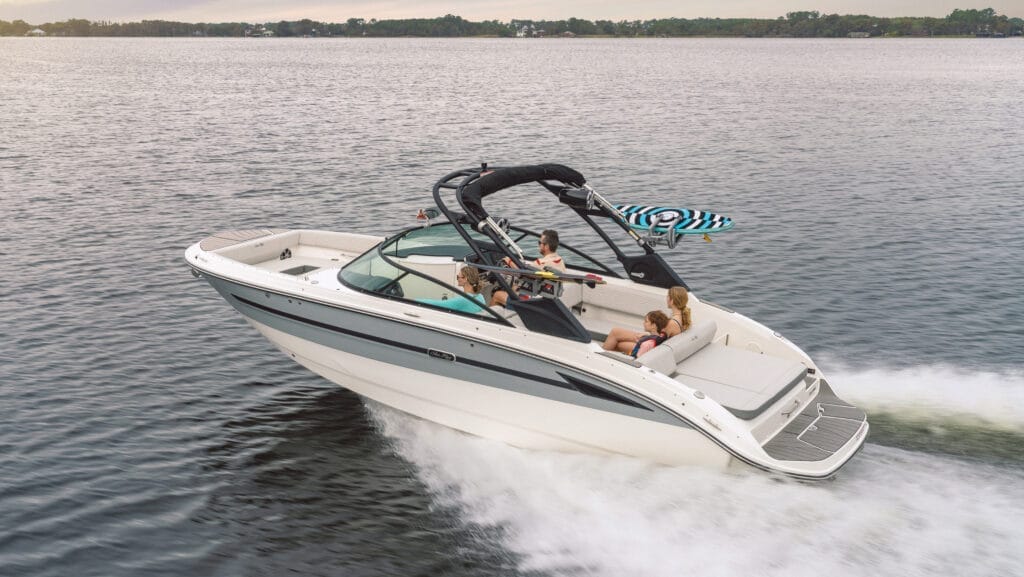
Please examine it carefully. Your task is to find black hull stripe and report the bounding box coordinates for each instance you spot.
[232,294,573,390]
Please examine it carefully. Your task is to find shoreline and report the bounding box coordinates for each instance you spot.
[4,10,1022,38]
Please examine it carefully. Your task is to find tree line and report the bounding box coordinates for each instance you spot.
[2,9,1021,38]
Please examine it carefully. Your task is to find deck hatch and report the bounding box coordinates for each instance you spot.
[281,264,320,276]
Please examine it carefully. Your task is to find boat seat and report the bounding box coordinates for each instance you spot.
[579,283,664,315]
[558,281,584,310]
[664,320,718,362]
[674,345,807,419]
[297,230,381,255]
[638,320,807,419]
[637,320,716,374]
[400,255,458,286]
[637,344,676,375]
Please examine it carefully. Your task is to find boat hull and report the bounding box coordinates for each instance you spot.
[249,317,734,468]
[204,273,734,468]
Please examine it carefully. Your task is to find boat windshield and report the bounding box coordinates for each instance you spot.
[382,223,494,259]
[388,222,615,273]
[338,220,616,329]
[338,223,496,319]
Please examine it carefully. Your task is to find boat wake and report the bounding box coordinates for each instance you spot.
[829,364,1024,465]
[367,363,1024,577]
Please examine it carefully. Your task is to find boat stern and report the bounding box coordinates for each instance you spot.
[758,379,869,479]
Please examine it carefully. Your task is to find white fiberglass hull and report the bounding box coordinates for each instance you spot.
[246,317,734,469]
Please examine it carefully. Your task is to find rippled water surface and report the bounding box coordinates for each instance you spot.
[2,37,1023,577]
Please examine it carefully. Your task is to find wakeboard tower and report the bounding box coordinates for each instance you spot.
[431,163,736,291]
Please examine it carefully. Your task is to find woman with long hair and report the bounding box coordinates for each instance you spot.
[417,265,486,313]
[602,286,691,354]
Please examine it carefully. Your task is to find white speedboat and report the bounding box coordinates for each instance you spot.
[185,163,867,479]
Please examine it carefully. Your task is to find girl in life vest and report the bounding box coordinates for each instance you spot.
[630,310,670,357]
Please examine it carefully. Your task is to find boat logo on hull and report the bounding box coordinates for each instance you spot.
[428,349,457,362]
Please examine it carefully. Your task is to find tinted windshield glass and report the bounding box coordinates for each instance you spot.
[338,246,406,294]
[382,223,493,259]
[339,224,491,317]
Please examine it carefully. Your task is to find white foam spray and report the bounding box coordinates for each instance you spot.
[368,364,1024,577]
[827,363,1024,430]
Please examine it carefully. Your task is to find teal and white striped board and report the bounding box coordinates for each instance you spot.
[613,204,734,235]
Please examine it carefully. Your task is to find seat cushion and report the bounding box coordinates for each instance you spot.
[662,320,717,363]
[674,343,807,419]
[638,319,716,374]
[637,344,676,375]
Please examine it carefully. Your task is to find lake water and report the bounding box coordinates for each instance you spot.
[1,37,1022,577]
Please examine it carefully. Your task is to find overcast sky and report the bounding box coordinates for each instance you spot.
[1,0,1019,24]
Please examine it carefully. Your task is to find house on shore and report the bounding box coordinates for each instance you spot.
[245,24,275,37]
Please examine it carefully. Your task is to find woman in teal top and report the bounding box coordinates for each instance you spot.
[418,266,486,313]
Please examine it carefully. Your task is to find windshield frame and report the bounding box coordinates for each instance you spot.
[338,223,511,324]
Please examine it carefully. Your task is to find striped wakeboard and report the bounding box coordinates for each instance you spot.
[613,204,734,235]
